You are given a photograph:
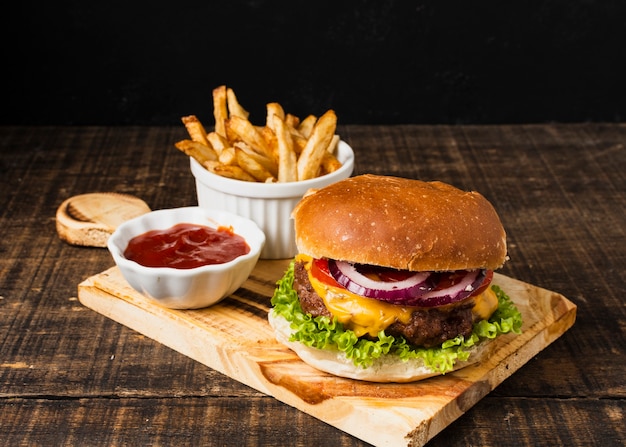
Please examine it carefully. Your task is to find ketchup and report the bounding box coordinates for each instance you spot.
[124,223,250,269]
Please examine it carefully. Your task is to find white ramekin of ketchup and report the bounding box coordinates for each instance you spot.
[107,206,265,309]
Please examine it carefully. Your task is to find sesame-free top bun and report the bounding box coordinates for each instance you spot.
[292,174,507,271]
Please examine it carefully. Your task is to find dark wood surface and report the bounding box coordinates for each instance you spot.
[1,124,624,446]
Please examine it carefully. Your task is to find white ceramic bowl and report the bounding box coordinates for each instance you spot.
[107,206,265,309]
[191,140,355,259]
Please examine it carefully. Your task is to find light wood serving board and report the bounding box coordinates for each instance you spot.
[78,260,576,447]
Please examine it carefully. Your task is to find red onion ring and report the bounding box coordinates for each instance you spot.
[328,260,434,301]
[407,269,487,307]
[328,260,488,307]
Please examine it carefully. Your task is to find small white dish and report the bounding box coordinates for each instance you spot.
[107,206,265,309]
[191,140,355,259]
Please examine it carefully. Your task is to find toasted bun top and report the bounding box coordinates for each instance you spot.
[292,174,507,271]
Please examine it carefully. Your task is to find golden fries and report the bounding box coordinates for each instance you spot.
[175,85,343,182]
[234,142,278,177]
[174,139,217,165]
[226,87,249,119]
[181,115,210,146]
[218,146,237,166]
[226,115,274,161]
[322,152,343,175]
[236,147,276,182]
[297,110,337,180]
[266,102,285,132]
[297,114,317,139]
[274,117,297,183]
[206,131,228,156]
[205,161,256,182]
[212,86,228,139]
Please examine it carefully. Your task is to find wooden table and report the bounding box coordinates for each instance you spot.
[1,124,624,446]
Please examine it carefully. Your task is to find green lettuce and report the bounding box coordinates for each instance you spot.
[270,261,523,374]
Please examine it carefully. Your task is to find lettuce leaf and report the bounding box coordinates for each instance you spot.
[270,262,523,374]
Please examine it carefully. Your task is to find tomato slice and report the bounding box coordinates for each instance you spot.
[310,258,343,288]
[472,270,494,296]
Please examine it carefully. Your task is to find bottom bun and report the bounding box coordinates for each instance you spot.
[268,310,496,383]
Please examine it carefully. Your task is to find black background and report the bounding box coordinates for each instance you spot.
[3,0,625,125]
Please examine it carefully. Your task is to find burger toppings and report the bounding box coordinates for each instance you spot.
[411,270,490,307]
[327,260,435,301]
[297,259,478,347]
[295,255,499,342]
[271,259,523,374]
[327,259,492,307]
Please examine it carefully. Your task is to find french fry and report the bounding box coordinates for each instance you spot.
[319,135,341,174]
[218,146,237,166]
[236,147,276,182]
[259,126,279,163]
[181,115,210,146]
[283,120,307,154]
[227,87,249,119]
[297,109,337,181]
[274,117,298,183]
[207,131,228,156]
[327,134,340,153]
[285,113,300,129]
[291,134,308,155]
[174,139,218,165]
[212,85,228,138]
[297,114,317,139]
[234,142,278,177]
[227,115,274,161]
[266,102,285,132]
[205,161,256,182]
[321,151,343,175]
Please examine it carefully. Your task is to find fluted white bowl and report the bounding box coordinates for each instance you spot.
[107,206,265,309]
[190,140,355,259]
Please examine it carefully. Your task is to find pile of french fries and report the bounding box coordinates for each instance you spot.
[175,85,343,183]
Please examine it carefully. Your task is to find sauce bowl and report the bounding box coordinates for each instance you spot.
[107,206,265,309]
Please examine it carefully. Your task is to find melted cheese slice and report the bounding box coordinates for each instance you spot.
[299,255,498,338]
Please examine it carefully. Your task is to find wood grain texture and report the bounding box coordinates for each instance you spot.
[55,192,151,247]
[77,263,576,447]
[1,124,624,446]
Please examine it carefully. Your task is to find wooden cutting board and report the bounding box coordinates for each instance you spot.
[78,260,576,447]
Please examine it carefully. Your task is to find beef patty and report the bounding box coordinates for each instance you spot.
[293,261,476,348]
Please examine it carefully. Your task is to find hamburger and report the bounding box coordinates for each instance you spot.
[269,174,522,382]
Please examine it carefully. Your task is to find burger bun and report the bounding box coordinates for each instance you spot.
[292,174,507,272]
